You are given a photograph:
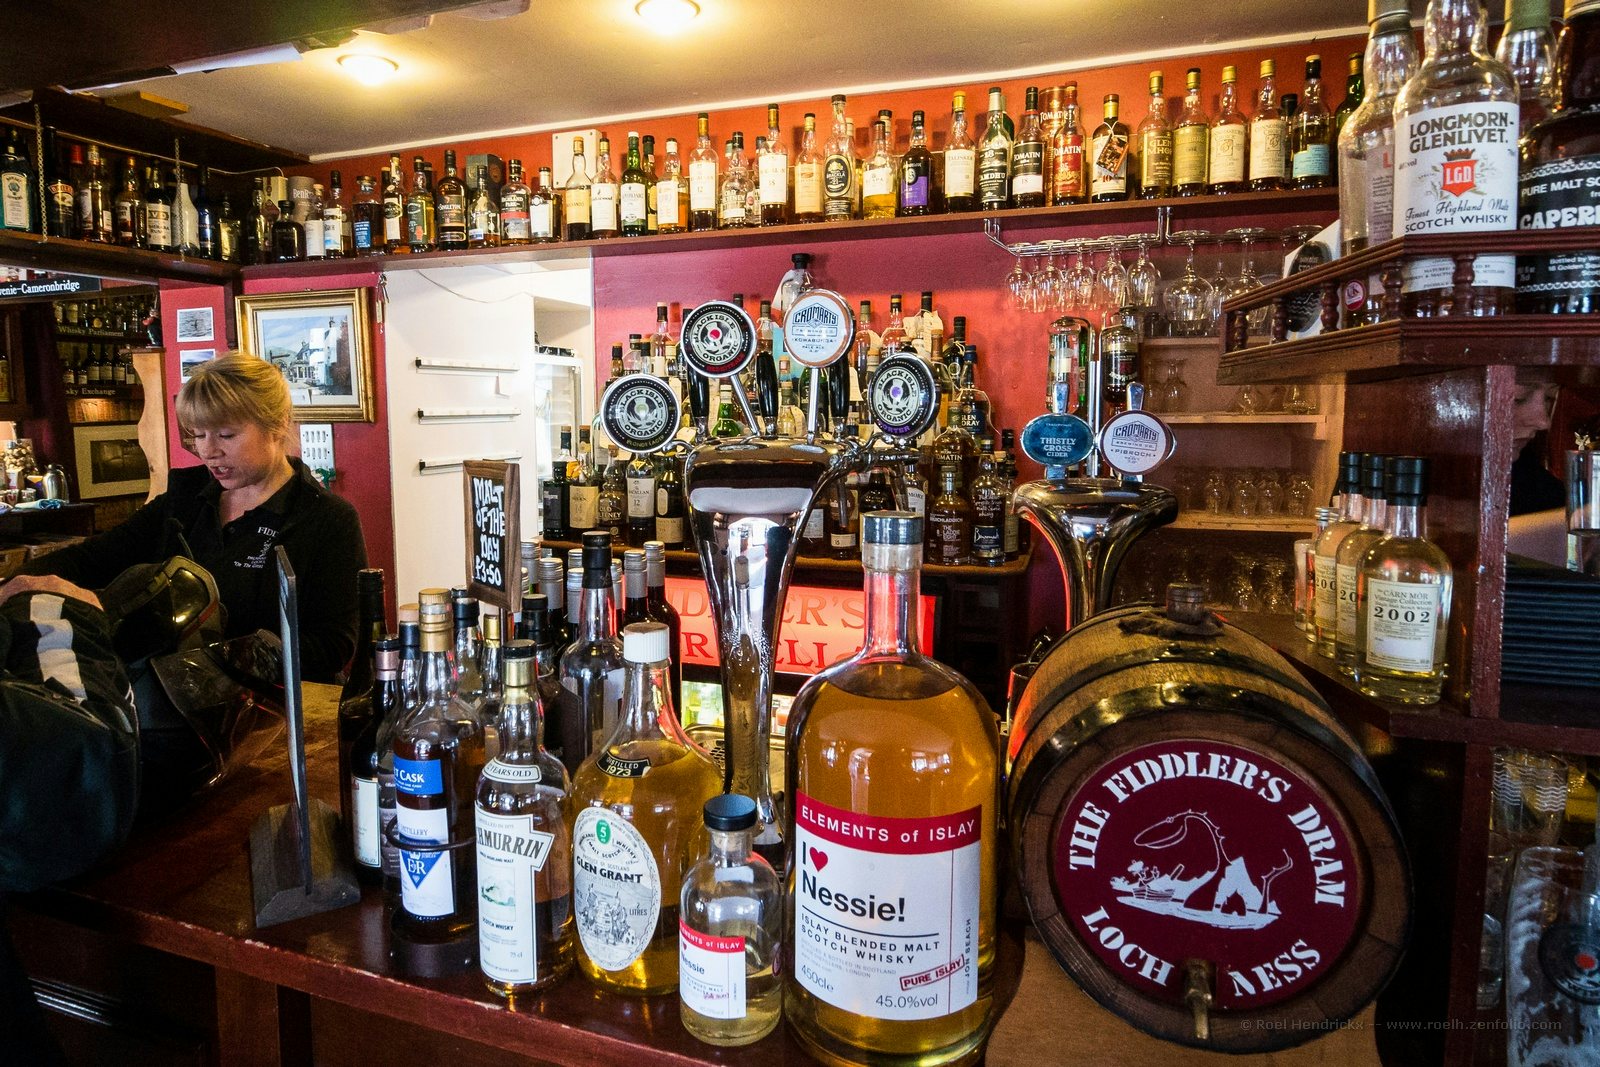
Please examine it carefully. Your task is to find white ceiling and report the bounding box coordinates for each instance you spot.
[108,0,1370,160]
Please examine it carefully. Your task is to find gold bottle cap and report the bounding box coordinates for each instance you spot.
[953,90,966,109]
[1260,58,1276,77]
[482,612,501,643]
[1186,68,1202,91]
[1370,0,1412,21]
[1348,51,1362,73]
[1149,71,1164,93]
[419,587,450,607]
[1222,64,1238,82]
[503,640,534,688]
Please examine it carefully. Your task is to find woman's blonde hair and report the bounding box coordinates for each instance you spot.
[176,352,292,436]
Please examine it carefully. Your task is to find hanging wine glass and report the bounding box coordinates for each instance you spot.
[1228,227,1271,336]
[1065,243,1096,312]
[1097,240,1131,314]
[1127,235,1162,332]
[1005,258,1029,312]
[1036,250,1064,314]
[1163,230,1215,338]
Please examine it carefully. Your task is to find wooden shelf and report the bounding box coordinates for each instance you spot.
[240,188,1338,280]
[1167,513,1316,533]
[0,229,239,285]
[1160,412,1326,425]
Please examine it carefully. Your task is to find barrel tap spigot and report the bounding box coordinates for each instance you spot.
[1184,958,1216,1042]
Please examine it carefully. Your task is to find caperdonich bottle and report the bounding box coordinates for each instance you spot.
[784,511,999,1066]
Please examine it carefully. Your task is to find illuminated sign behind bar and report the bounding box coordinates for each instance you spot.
[663,575,935,676]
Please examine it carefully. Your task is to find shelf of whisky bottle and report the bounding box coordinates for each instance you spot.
[238,188,1339,281]
[0,228,240,285]
[536,536,1035,579]
[1231,612,1600,757]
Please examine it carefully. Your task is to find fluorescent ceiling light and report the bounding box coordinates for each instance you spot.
[634,0,700,31]
[338,53,400,87]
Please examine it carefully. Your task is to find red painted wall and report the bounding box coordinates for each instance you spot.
[158,273,397,613]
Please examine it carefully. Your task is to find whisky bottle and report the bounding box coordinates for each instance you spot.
[970,453,1007,566]
[590,136,619,239]
[785,512,998,1066]
[339,568,386,881]
[1518,0,1600,314]
[351,173,381,254]
[1333,52,1365,168]
[1312,451,1368,657]
[642,541,682,708]
[1335,454,1390,674]
[557,533,625,766]
[825,476,859,561]
[542,426,571,540]
[599,448,628,544]
[944,92,978,212]
[563,138,592,241]
[1209,66,1248,193]
[530,167,558,243]
[435,149,468,249]
[793,114,825,222]
[500,159,532,244]
[654,456,685,550]
[302,182,326,260]
[270,199,305,262]
[718,132,751,229]
[1249,60,1287,190]
[380,157,405,252]
[351,634,401,889]
[1172,69,1210,196]
[467,164,500,248]
[1290,56,1334,188]
[1135,71,1173,199]
[1394,0,1519,316]
[405,156,433,252]
[0,131,32,234]
[619,131,650,237]
[679,794,782,1046]
[42,132,75,239]
[757,104,789,225]
[657,138,686,233]
[393,592,482,943]
[1339,0,1418,254]
[571,621,720,995]
[824,95,860,221]
[1011,86,1047,207]
[1356,457,1454,704]
[77,144,111,242]
[1497,0,1557,129]
[450,590,487,732]
[898,110,934,216]
[927,464,974,565]
[1048,83,1087,204]
[476,639,574,996]
[322,169,351,257]
[977,87,1013,211]
[689,113,719,231]
[112,157,139,245]
[642,134,658,232]
[142,164,172,252]
[862,119,897,219]
[1090,94,1131,202]
[568,426,600,533]
[626,451,656,545]
[1101,304,1141,404]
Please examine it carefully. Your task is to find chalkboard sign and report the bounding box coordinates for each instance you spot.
[463,459,521,611]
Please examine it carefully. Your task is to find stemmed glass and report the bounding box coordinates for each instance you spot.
[1228,227,1270,335]
[1034,251,1064,313]
[1127,236,1162,331]
[1153,355,1190,414]
[1065,244,1096,312]
[1005,258,1029,312]
[1208,254,1232,330]
[1163,230,1215,338]
[1097,240,1130,314]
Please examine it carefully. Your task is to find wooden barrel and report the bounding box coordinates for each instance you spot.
[1005,589,1410,1052]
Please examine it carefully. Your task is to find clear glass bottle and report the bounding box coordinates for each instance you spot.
[1011,86,1047,207]
[757,104,789,225]
[1333,52,1366,162]
[718,132,752,229]
[969,452,1007,566]
[944,91,978,212]
[350,633,400,888]
[1209,65,1248,193]
[785,511,998,1067]
[1495,0,1556,129]
[679,794,782,1046]
[1135,71,1173,198]
[689,113,720,231]
[1249,59,1287,189]
[625,451,657,545]
[499,159,532,245]
[467,163,500,248]
[1313,452,1369,657]
[393,591,482,943]
[1335,454,1391,674]
[563,138,592,241]
[434,149,468,249]
[1047,83,1087,204]
[590,136,619,239]
[599,447,628,545]
[571,621,720,995]
[338,568,386,883]
[823,94,860,221]
[862,119,897,219]
[1356,457,1454,704]
[1339,0,1421,253]
[1291,55,1335,188]
[476,639,574,996]
[1172,68,1211,196]
[324,169,352,256]
[556,532,624,766]
[977,87,1013,210]
[793,114,825,222]
[1394,0,1520,316]
[530,166,559,243]
[1090,94,1131,201]
[656,138,686,233]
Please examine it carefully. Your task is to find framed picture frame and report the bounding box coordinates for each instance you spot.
[73,422,151,499]
[236,288,375,422]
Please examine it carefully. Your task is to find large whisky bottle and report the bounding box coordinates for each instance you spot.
[784,512,999,1067]
[570,622,721,995]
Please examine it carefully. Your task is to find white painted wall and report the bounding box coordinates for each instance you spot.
[383,258,592,600]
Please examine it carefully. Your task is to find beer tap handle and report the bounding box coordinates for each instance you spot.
[804,367,823,441]
[755,352,779,436]
[688,369,710,439]
[827,360,850,428]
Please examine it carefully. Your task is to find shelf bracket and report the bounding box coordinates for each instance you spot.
[416,407,521,422]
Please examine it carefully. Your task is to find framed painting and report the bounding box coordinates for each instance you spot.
[73,422,151,499]
[236,288,375,422]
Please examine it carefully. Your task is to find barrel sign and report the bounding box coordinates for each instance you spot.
[1053,739,1362,1011]
[463,459,520,611]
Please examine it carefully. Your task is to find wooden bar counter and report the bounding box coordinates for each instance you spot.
[11,684,1030,1066]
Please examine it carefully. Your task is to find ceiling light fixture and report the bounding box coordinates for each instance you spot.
[337,53,399,86]
[634,0,700,31]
